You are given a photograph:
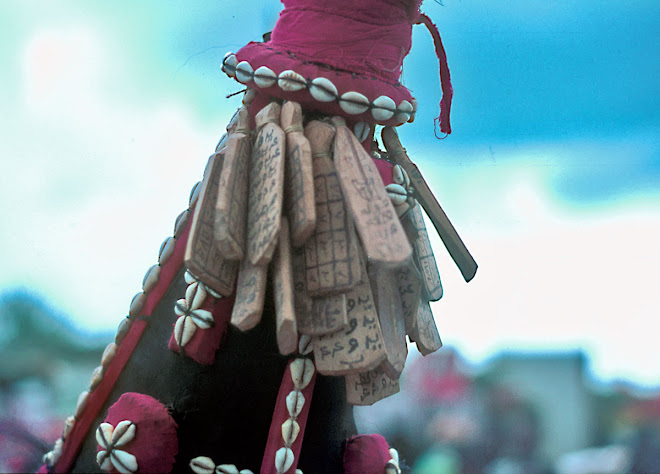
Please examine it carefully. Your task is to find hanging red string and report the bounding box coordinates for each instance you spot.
[416,13,453,136]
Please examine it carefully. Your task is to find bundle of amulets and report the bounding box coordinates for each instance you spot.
[38,1,477,473]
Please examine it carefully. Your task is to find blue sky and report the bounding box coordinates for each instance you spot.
[1,1,659,387]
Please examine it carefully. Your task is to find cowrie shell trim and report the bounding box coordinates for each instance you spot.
[220,53,417,124]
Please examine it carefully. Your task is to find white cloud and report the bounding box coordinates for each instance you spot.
[1,23,238,332]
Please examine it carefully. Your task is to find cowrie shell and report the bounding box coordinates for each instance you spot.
[205,285,222,299]
[354,122,370,143]
[101,342,118,368]
[52,439,63,460]
[394,201,411,218]
[174,315,197,347]
[216,465,240,474]
[62,416,75,440]
[142,265,161,293]
[191,309,214,329]
[174,298,188,316]
[409,98,418,123]
[309,77,338,102]
[111,420,136,447]
[242,88,257,106]
[395,100,413,125]
[111,449,138,474]
[185,270,197,285]
[254,66,277,88]
[386,183,407,196]
[186,281,208,311]
[290,358,315,390]
[129,292,146,317]
[281,419,301,446]
[278,70,306,92]
[235,61,254,84]
[274,447,295,473]
[96,422,114,449]
[189,456,215,474]
[239,470,255,474]
[339,91,369,115]
[174,209,191,238]
[371,95,396,121]
[286,390,305,418]
[75,390,90,418]
[222,53,238,77]
[392,165,405,186]
[389,448,400,465]
[298,334,313,355]
[97,451,113,471]
[158,237,176,265]
[89,365,104,391]
[115,317,131,345]
[189,181,202,209]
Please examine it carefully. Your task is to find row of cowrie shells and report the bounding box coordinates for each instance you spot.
[189,457,304,474]
[275,358,315,474]
[223,53,416,125]
[96,420,138,473]
[43,180,204,469]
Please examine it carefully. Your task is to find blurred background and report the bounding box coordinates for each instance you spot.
[1,0,658,472]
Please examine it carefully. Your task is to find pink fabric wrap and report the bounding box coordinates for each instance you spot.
[270,0,418,82]
[343,433,391,474]
[98,392,178,474]
[233,0,424,126]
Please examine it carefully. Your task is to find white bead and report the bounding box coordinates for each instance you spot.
[253,66,277,88]
[309,77,338,102]
[339,91,370,115]
[371,95,396,121]
[235,61,254,84]
[278,70,306,92]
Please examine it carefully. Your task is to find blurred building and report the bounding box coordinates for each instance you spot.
[486,351,595,461]
[0,290,109,472]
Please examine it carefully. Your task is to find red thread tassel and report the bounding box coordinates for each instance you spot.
[417,13,453,136]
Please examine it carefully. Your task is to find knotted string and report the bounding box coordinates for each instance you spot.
[416,13,453,137]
